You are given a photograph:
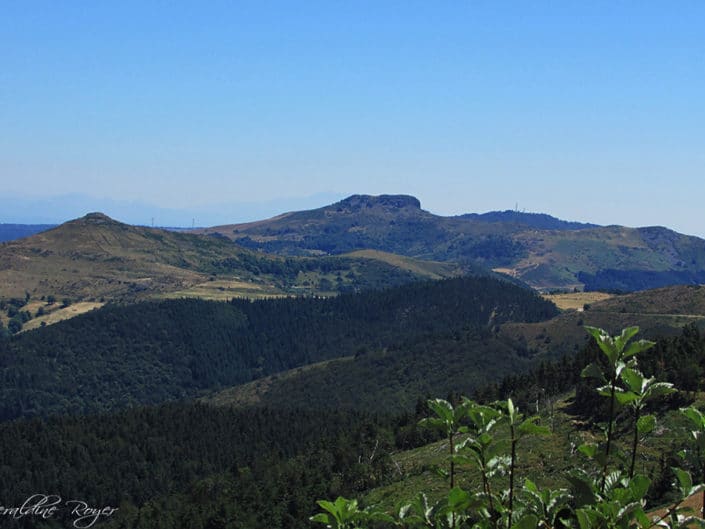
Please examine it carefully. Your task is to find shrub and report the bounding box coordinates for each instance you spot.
[313,326,705,529]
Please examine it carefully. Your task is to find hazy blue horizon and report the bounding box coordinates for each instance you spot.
[0,191,345,227]
[2,2,704,235]
[3,191,705,240]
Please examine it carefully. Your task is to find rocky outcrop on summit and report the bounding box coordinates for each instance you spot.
[331,194,422,212]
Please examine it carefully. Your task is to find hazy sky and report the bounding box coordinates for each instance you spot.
[2,2,704,234]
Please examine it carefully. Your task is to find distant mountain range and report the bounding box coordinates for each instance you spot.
[0,192,345,226]
[196,194,705,291]
[0,224,56,242]
[3,194,705,296]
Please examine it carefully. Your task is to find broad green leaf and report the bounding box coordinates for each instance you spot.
[576,508,599,529]
[428,399,454,423]
[628,474,651,499]
[637,414,656,435]
[681,406,705,429]
[612,487,631,505]
[578,443,598,458]
[616,501,643,521]
[614,391,639,405]
[686,483,705,499]
[478,432,493,445]
[647,381,675,398]
[584,326,651,372]
[622,339,655,359]
[633,507,650,528]
[412,492,434,521]
[317,500,338,517]
[310,513,330,524]
[448,487,473,511]
[672,467,692,496]
[513,513,538,529]
[584,326,617,364]
[419,417,445,430]
[524,478,539,494]
[620,368,644,393]
[616,326,640,351]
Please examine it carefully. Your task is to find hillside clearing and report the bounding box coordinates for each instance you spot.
[543,291,614,310]
[22,301,105,331]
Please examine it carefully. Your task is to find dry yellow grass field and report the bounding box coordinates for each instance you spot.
[158,279,285,301]
[22,301,105,331]
[344,249,460,279]
[543,291,614,310]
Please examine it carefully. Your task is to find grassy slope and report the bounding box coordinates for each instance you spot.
[342,249,462,279]
[0,213,243,301]
[508,226,667,289]
[0,212,462,320]
[21,301,106,330]
[204,335,531,413]
[502,285,705,357]
[589,284,705,315]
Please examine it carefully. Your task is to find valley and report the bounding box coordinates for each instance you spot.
[1,198,704,529]
[6,4,704,526]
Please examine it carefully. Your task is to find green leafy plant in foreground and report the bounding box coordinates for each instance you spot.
[680,406,705,518]
[581,326,655,492]
[312,326,705,528]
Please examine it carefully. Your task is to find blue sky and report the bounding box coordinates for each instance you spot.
[1,2,704,234]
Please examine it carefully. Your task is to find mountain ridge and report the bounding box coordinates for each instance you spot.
[195,194,705,291]
[0,212,464,309]
[459,209,599,231]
